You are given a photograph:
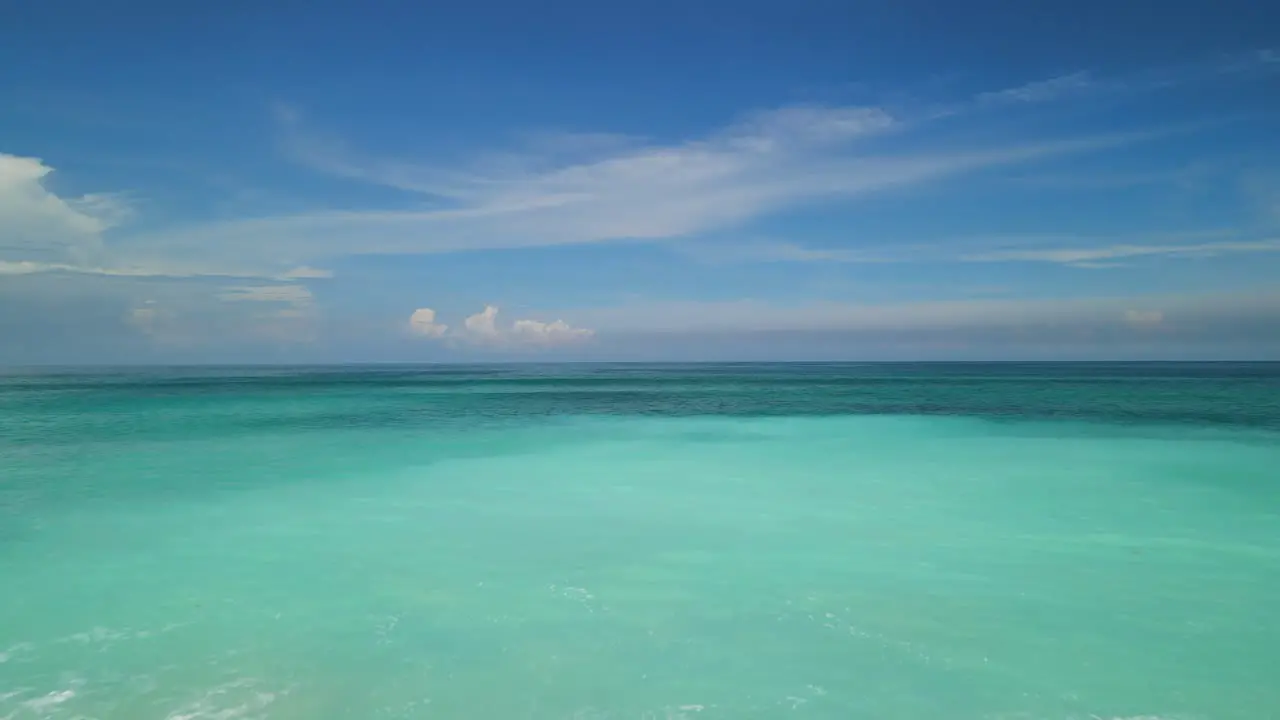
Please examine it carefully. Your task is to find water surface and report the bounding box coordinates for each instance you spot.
[2,363,1278,719]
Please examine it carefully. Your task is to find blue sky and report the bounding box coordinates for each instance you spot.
[2,0,1279,362]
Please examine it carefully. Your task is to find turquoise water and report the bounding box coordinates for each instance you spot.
[2,363,1279,720]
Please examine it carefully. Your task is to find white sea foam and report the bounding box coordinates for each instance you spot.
[20,689,75,713]
[163,678,283,720]
[0,642,35,664]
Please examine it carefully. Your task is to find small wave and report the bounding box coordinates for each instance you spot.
[163,678,285,720]
[22,690,75,713]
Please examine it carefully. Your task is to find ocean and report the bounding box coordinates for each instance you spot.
[2,362,1278,720]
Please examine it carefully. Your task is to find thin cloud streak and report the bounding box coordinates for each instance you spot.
[677,239,894,265]
[679,231,1270,268]
[975,72,1100,106]
[0,259,327,281]
[966,48,1278,111]
[965,237,1280,264]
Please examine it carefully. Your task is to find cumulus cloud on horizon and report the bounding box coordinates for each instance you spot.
[407,307,448,338]
[408,304,594,349]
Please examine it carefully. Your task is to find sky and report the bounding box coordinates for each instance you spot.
[2,0,1279,363]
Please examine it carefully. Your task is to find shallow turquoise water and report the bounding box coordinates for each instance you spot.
[2,363,1279,719]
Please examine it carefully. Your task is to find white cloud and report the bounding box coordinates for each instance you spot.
[407,307,448,338]
[280,265,334,279]
[463,304,501,338]
[6,77,1161,283]
[557,291,1280,335]
[968,50,1279,112]
[121,285,319,348]
[0,153,129,262]
[127,299,162,332]
[511,318,595,346]
[458,305,593,347]
[8,56,1271,361]
[408,304,593,349]
[681,230,1280,267]
[964,237,1280,265]
[105,103,1140,278]
[0,153,338,281]
[976,72,1098,105]
[10,54,1273,284]
[0,258,331,280]
[0,260,103,276]
[678,239,894,264]
[217,285,314,307]
[1124,309,1165,327]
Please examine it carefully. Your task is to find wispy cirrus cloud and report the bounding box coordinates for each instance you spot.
[975,71,1101,106]
[964,237,1280,265]
[676,238,896,265]
[677,231,1280,269]
[8,58,1198,284]
[681,228,1280,269]
[966,48,1278,110]
[109,115,1139,277]
[231,51,1280,277]
[0,258,331,280]
[217,284,315,307]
